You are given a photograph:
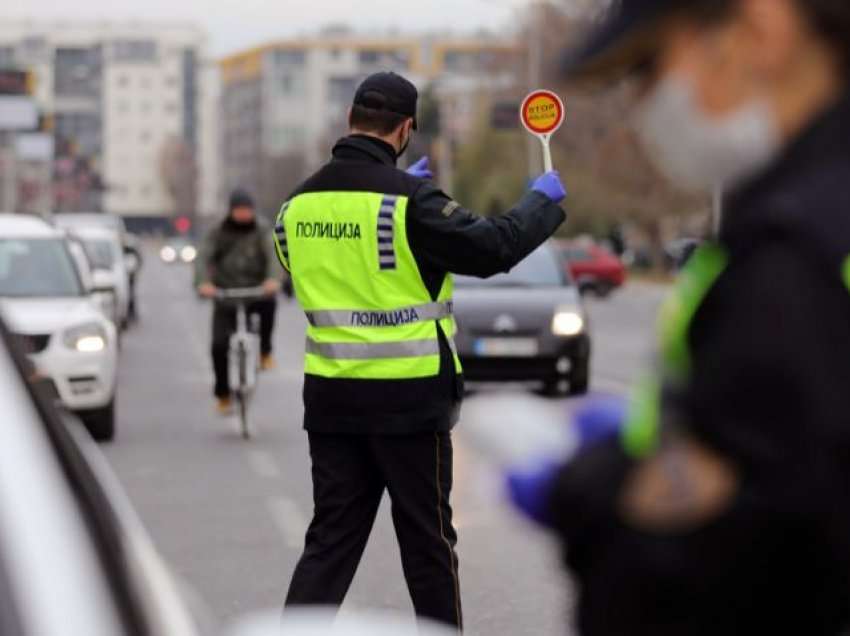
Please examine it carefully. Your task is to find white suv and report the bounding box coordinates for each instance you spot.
[0,214,119,441]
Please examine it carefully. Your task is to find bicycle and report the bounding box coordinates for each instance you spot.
[214,286,270,439]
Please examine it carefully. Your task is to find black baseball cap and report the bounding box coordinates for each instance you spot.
[562,0,695,80]
[353,72,419,130]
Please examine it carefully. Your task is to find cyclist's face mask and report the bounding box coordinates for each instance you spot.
[230,206,256,226]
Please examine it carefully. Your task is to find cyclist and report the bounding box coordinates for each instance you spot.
[196,189,282,413]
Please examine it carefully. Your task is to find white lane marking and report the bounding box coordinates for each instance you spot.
[247,449,281,479]
[267,496,309,549]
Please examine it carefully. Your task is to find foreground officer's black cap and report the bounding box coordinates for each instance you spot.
[562,0,699,79]
[353,71,419,130]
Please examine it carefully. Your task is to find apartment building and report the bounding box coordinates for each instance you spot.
[218,33,520,215]
[0,20,216,223]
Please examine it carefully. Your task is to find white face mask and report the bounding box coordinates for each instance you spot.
[633,73,781,192]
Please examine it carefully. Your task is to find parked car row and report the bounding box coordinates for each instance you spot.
[0,212,141,442]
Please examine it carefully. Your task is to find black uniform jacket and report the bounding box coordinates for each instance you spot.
[286,135,565,434]
[549,91,850,635]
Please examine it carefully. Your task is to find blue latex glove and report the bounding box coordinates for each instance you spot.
[505,396,627,528]
[406,156,433,180]
[531,171,567,204]
[574,396,627,450]
[506,461,561,527]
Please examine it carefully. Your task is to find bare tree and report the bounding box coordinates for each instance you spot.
[160,136,198,218]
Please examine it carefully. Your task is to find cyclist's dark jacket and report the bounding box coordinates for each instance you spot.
[548,91,850,635]
[195,218,280,289]
[284,135,565,434]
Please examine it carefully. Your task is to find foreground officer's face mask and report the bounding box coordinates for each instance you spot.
[633,72,781,192]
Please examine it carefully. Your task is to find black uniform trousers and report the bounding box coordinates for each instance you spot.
[285,431,462,630]
[210,298,276,397]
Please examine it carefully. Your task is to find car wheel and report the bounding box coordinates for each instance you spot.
[569,358,590,395]
[594,282,613,298]
[540,378,569,398]
[80,399,116,442]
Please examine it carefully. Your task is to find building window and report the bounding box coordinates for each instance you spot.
[116,74,130,88]
[112,40,157,62]
[278,73,304,97]
[54,47,102,98]
[165,75,179,87]
[0,46,14,67]
[164,102,178,114]
[140,101,152,115]
[140,130,152,143]
[140,76,151,89]
[327,76,357,105]
[140,184,152,198]
[274,49,306,66]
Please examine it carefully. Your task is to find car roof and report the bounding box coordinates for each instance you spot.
[53,213,125,233]
[0,213,64,239]
[64,225,120,241]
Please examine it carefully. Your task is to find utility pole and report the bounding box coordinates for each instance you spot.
[527,1,544,180]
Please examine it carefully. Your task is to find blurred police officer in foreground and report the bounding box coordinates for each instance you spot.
[273,72,567,628]
[511,1,850,634]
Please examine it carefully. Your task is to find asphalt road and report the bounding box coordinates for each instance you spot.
[101,254,666,635]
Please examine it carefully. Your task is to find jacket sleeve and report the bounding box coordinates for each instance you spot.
[193,229,218,287]
[406,182,566,278]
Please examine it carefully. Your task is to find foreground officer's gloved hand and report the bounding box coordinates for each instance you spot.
[531,171,567,204]
[406,156,433,180]
[506,396,627,527]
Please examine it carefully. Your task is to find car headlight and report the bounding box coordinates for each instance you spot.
[552,310,584,336]
[63,322,108,353]
[160,246,177,263]
[180,245,197,263]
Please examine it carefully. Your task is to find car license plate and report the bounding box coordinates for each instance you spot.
[473,337,538,357]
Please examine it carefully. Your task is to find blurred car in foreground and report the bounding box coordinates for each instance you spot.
[556,241,626,297]
[0,214,118,441]
[160,239,198,264]
[0,314,450,636]
[454,244,590,396]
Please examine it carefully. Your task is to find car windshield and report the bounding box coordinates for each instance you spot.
[84,239,115,269]
[0,238,83,298]
[456,246,566,288]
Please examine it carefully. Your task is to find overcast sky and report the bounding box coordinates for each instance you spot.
[6,0,530,57]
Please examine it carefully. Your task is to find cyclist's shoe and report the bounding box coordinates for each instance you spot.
[261,354,276,371]
[216,396,234,415]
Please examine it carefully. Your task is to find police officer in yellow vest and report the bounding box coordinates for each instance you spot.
[274,72,567,628]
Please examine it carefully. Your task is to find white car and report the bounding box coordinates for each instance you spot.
[54,220,131,329]
[0,214,119,441]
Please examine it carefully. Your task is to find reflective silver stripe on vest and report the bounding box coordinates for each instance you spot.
[305,300,454,328]
[377,195,397,271]
[305,338,440,360]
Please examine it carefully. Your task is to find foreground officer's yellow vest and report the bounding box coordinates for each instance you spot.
[274,191,461,380]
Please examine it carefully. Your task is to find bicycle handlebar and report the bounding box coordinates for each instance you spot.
[214,286,271,301]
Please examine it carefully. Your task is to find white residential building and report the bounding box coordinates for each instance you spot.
[0,20,214,224]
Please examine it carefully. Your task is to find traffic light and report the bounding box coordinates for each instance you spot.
[174,216,192,235]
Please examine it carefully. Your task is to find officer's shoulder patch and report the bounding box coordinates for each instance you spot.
[441,201,461,218]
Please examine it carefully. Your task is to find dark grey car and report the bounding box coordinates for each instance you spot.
[454,244,591,396]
